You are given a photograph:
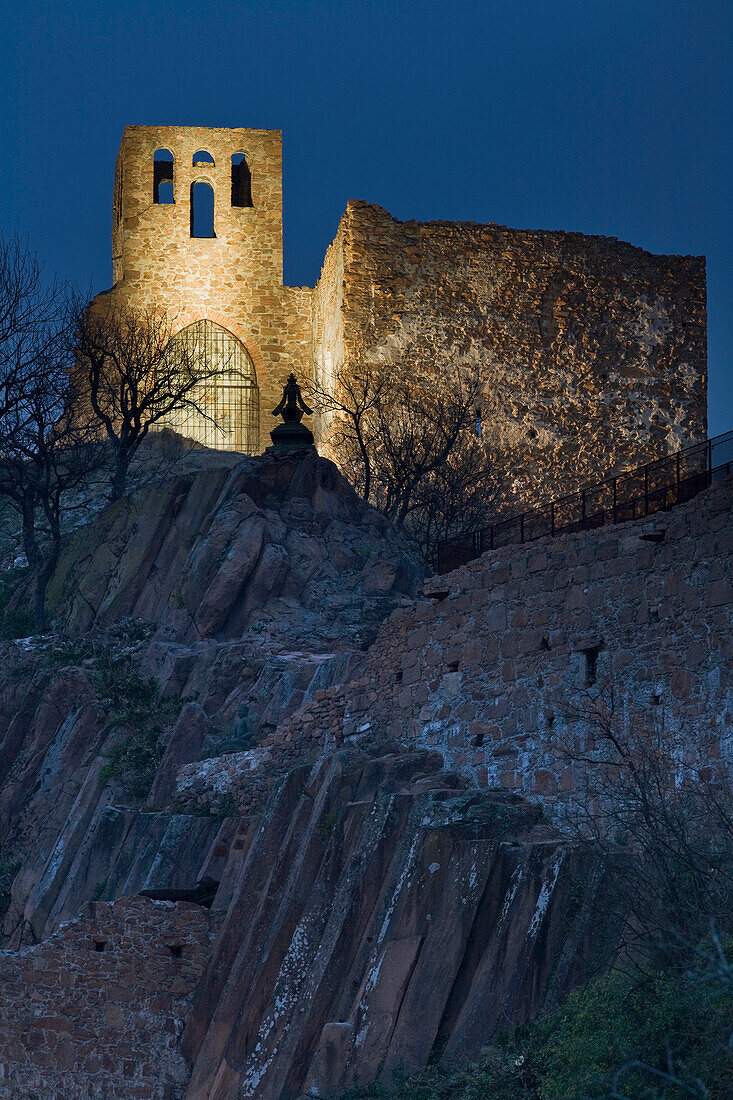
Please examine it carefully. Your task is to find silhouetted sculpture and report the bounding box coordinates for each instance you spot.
[269,372,316,451]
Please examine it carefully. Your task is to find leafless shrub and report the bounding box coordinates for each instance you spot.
[74,299,233,501]
[0,234,101,631]
[559,678,733,971]
[307,359,507,562]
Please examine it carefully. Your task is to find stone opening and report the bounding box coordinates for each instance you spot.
[168,944,183,958]
[93,939,106,952]
[159,319,259,452]
[190,181,215,238]
[153,148,174,204]
[580,644,602,687]
[193,150,215,165]
[231,153,253,208]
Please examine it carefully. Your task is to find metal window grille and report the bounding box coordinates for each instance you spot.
[161,320,259,453]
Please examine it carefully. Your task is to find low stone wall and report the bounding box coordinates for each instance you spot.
[0,896,222,1099]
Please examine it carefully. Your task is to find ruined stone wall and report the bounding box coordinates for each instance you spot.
[101,127,707,486]
[318,200,707,506]
[188,475,732,816]
[311,218,346,441]
[0,896,222,1099]
[104,125,313,453]
[354,475,731,805]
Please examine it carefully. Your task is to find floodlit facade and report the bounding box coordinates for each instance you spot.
[97,124,707,504]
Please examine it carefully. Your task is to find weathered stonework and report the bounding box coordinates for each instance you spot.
[98,125,706,506]
[0,896,222,1099]
[313,201,707,504]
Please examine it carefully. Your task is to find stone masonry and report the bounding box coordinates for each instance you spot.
[106,125,313,454]
[313,201,707,506]
[97,126,706,508]
[0,896,222,1099]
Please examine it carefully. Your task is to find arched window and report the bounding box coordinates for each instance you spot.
[153,148,174,204]
[190,181,215,237]
[193,150,215,166]
[231,153,253,208]
[161,320,259,453]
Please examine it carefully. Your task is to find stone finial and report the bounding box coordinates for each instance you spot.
[269,372,316,452]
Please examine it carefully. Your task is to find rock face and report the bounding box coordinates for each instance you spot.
[48,448,422,646]
[1,457,726,1098]
[0,451,423,950]
[181,747,612,1098]
[0,745,612,1100]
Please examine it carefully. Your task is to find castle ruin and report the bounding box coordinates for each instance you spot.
[102,124,707,506]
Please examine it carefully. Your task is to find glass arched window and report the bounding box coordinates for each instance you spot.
[190,181,215,237]
[161,320,259,453]
[153,148,174,204]
[193,150,215,166]
[231,153,253,207]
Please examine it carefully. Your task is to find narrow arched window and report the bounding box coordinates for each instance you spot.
[153,148,174,204]
[231,153,253,208]
[193,150,214,166]
[190,182,215,238]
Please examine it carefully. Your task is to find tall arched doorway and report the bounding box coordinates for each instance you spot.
[162,319,259,452]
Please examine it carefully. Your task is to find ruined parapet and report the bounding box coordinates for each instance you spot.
[313,201,707,507]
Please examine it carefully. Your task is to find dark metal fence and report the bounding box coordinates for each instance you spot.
[436,430,733,575]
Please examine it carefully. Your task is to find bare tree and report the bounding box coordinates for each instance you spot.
[74,300,228,502]
[307,363,389,504]
[0,235,100,631]
[559,679,733,971]
[308,359,505,562]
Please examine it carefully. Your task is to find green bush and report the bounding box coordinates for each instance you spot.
[534,964,733,1099]
[0,568,33,638]
[96,651,181,801]
[319,811,338,837]
[0,607,35,640]
[0,858,21,920]
[338,960,733,1100]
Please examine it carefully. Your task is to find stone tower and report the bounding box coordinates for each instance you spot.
[106,125,312,453]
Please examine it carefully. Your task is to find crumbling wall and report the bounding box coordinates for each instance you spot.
[319,201,707,507]
[0,896,221,1100]
[311,218,346,441]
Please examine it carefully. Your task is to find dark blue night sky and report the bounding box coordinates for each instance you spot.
[3,0,731,432]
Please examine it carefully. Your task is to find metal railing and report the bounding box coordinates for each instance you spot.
[436,430,733,575]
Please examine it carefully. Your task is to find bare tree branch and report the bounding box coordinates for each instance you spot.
[74,300,233,501]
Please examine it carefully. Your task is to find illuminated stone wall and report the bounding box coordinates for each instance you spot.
[105,125,312,453]
[101,127,707,491]
[0,896,222,1100]
[314,200,707,506]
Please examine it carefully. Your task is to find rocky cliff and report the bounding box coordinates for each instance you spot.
[1,453,727,1099]
[1,449,422,951]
